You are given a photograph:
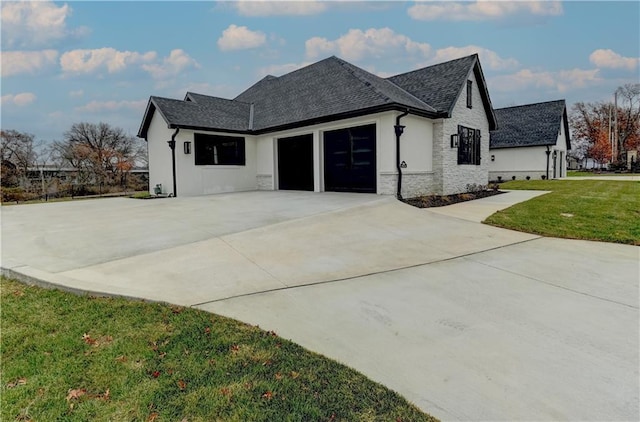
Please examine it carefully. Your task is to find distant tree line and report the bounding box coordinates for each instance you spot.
[569,83,640,171]
[1,122,148,203]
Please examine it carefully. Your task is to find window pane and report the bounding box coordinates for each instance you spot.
[194,134,245,166]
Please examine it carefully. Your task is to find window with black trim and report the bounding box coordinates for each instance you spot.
[194,134,245,166]
[457,125,481,165]
[466,80,473,109]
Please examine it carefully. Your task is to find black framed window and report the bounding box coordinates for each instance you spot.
[466,80,473,109]
[194,134,245,166]
[457,125,481,165]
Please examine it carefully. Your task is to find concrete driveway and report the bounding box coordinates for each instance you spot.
[2,191,638,421]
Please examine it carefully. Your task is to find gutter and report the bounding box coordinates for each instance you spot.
[545,145,551,180]
[395,109,410,199]
[168,127,180,197]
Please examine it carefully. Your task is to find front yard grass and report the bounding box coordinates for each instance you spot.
[0,277,435,422]
[484,180,640,245]
[566,170,633,177]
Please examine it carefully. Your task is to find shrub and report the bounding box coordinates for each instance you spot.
[512,176,516,180]
[465,183,487,193]
[526,176,531,180]
[1,187,26,203]
[609,160,628,172]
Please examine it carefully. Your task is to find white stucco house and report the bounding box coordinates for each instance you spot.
[138,54,498,198]
[489,100,571,181]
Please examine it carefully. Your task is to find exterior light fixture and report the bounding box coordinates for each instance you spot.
[450,134,459,148]
[491,155,495,162]
[184,141,192,154]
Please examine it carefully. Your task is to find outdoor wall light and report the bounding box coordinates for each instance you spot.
[552,150,557,159]
[184,141,192,154]
[491,155,495,162]
[450,134,459,148]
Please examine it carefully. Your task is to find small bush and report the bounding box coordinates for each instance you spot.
[512,176,516,180]
[609,160,628,172]
[1,187,27,203]
[465,183,487,193]
[526,176,531,180]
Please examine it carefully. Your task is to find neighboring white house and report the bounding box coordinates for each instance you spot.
[489,100,571,181]
[138,54,498,198]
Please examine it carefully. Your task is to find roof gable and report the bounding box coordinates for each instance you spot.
[386,54,496,129]
[490,100,570,149]
[235,56,437,131]
[139,54,499,137]
[138,96,251,138]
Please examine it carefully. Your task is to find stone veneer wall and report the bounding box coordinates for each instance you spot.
[256,174,273,190]
[380,172,437,197]
[438,72,490,195]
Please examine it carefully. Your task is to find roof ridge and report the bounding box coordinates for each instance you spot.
[388,53,477,79]
[494,99,565,111]
[334,57,437,112]
[186,92,252,105]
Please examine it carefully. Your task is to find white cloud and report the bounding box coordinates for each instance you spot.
[60,48,157,74]
[141,49,200,79]
[433,46,519,70]
[589,49,639,70]
[217,25,267,51]
[1,92,37,107]
[69,90,84,98]
[177,83,238,99]
[306,28,431,61]
[490,68,601,93]
[258,61,312,77]
[75,100,147,113]
[1,1,89,48]
[1,50,59,77]
[234,0,327,16]
[408,0,563,22]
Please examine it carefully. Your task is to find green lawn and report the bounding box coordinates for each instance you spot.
[485,180,640,245]
[566,171,633,177]
[1,278,436,422]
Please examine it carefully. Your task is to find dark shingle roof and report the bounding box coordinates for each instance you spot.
[490,100,569,149]
[138,54,494,138]
[387,54,496,129]
[235,56,436,131]
[142,96,251,135]
[387,55,477,114]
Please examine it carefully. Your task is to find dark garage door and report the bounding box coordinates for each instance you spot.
[278,134,314,191]
[324,124,376,193]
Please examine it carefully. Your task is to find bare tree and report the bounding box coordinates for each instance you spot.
[570,84,640,170]
[615,83,640,157]
[1,129,38,187]
[53,122,146,192]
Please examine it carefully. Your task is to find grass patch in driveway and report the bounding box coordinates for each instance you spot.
[1,277,436,422]
[484,179,640,245]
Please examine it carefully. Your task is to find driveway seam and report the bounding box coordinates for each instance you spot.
[190,236,542,307]
[465,257,639,310]
[217,236,289,290]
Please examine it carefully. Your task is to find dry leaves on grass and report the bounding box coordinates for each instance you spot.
[82,333,113,347]
[6,377,27,388]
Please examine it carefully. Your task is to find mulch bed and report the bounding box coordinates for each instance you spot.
[402,189,504,208]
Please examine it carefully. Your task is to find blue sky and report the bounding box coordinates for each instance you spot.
[2,1,639,144]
